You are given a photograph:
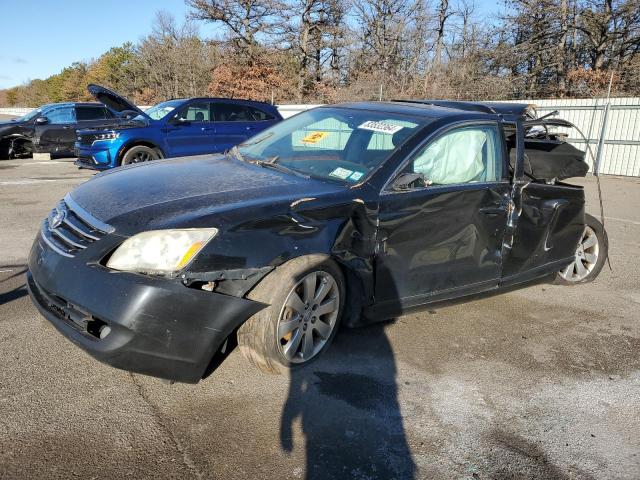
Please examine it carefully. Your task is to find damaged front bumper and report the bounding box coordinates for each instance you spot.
[27,235,267,383]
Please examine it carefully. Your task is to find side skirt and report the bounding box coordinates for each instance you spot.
[360,257,573,324]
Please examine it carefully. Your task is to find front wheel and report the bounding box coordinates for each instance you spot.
[555,213,608,285]
[120,145,160,166]
[237,255,345,374]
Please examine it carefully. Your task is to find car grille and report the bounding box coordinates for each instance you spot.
[75,153,95,166]
[77,134,96,146]
[41,194,114,257]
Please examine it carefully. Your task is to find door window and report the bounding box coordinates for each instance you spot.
[213,103,254,122]
[76,106,108,121]
[404,124,503,186]
[175,102,211,122]
[45,107,75,124]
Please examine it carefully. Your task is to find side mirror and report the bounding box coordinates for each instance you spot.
[35,116,49,125]
[392,172,427,191]
[176,117,191,126]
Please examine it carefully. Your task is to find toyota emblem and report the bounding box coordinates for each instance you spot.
[48,207,66,230]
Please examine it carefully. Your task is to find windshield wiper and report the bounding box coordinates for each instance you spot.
[251,157,310,179]
[229,145,245,162]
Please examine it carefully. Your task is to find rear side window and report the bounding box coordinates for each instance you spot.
[405,124,503,185]
[213,103,255,122]
[45,107,75,124]
[76,106,109,121]
[246,106,275,121]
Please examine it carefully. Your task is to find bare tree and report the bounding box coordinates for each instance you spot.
[187,0,287,57]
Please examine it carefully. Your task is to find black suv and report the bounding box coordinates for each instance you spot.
[0,102,124,159]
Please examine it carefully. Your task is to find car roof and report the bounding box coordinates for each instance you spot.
[328,100,532,121]
[40,102,107,108]
[168,97,276,107]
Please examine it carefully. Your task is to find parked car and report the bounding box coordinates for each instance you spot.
[74,84,282,169]
[27,100,608,383]
[0,102,124,159]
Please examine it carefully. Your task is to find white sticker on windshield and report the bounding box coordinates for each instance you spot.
[329,167,353,180]
[349,171,364,181]
[358,121,403,135]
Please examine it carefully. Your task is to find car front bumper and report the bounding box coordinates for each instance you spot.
[27,234,267,383]
[74,142,119,170]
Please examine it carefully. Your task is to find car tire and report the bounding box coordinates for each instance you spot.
[237,255,345,374]
[554,213,608,285]
[120,145,160,166]
[0,141,10,160]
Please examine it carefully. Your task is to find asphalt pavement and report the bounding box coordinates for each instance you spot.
[1,156,639,479]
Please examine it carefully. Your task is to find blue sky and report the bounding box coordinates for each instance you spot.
[0,0,503,90]
[0,0,196,89]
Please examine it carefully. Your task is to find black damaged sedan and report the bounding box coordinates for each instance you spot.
[27,101,607,383]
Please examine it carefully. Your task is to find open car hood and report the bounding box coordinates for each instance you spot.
[87,84,147,119]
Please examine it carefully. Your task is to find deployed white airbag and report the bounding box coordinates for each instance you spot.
[414,130,487,184]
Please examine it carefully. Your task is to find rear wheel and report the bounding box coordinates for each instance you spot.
[237,255,345,374]
[120,145,160,166]
[555,213,608,284]
[0,141,9,160]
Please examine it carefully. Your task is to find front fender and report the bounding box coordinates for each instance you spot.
[182,191,379,324]
[116,137,166,162]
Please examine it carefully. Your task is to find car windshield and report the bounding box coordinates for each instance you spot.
[238,107,430,183]
[135,100,184,121]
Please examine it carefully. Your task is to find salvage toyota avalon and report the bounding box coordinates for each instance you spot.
[27,100,607,383]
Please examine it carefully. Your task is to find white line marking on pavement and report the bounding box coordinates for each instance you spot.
[0,179,58,185]
[21,161,68,165]
[0,269,14,273]
[604,216,640,226]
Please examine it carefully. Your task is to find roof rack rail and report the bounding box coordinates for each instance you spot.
[392,99,498,114]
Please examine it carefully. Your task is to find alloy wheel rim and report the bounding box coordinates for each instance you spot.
[277,271,340,363]
[559,226,599,282]
[128,151,153,164]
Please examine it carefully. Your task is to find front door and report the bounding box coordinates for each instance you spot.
[36,105,76,153]
[165,101,215,157]
[375,122,510,314]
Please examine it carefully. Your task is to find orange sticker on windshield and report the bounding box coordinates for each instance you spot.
[301,131,329,144]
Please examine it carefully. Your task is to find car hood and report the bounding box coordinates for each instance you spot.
[0,119,25,128]
[77,120,148,135]
[70,154,346,233]
[87,84,147,118]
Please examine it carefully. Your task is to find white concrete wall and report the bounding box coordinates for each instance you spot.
[3,99,638,176]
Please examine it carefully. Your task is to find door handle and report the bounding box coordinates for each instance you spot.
[63,125,73,129]
[479,207,506,216]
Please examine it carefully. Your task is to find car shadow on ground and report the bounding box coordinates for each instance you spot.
[280,323,415,480]
[0,266,28,306]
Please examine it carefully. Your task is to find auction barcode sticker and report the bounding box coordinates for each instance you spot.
[358,121,403,134]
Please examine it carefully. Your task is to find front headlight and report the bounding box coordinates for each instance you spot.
[94,132,119,141]
[106,228,218,274]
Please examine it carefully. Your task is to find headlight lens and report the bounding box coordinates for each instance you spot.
[106,228,218,274]
[94,132,119,141]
